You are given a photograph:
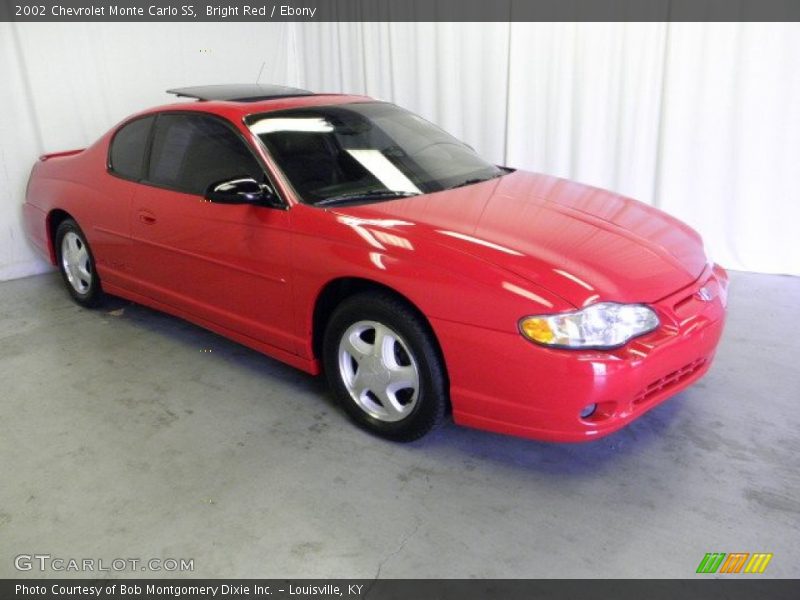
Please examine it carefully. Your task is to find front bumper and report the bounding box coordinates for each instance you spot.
[433,264,729,442]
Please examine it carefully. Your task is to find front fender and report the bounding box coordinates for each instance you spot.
[290,205,570,359]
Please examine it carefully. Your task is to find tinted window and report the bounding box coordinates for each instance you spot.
[245,102,504,205]
[147,114,263,195]
[109,116,153,180]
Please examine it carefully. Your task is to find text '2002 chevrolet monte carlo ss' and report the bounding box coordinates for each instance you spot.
[23,84,728,442]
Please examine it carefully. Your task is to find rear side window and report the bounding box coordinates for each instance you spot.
[147,114,263,195]
[109,116,154,180]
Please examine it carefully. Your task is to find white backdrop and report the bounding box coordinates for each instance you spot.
[1,22,798,280]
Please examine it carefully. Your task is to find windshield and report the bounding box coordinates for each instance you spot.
[245,102,505,206]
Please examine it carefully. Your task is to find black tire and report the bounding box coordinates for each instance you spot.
[323,292,447,442]
[55,219,104,308]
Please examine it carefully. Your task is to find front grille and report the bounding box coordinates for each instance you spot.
[633,358,707,405]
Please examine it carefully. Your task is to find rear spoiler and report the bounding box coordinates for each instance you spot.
[39,148,84,161]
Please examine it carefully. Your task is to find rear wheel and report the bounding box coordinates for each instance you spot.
[323,292,447,441]
[55,219,103,308]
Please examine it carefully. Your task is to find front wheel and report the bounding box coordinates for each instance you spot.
[323,293,447,442]
[55,219,103,308]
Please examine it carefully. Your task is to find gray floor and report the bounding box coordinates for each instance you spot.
[0,270,798,579]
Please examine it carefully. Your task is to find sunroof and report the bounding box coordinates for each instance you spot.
[167,84,314,102]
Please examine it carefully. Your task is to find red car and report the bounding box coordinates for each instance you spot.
[23,84,728,442]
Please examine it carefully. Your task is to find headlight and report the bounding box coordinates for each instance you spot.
[519,302,659,349]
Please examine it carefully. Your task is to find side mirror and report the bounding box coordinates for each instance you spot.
[205,178,279,206]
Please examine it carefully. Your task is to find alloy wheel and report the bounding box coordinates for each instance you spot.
[60,231,93,294]
[337,320,420,423]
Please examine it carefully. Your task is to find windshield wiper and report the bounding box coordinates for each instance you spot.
[315,190,420,207]
[447,173,504,190]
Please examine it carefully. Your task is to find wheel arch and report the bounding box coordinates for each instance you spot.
[311,277,450,392]
[46,208,75,263]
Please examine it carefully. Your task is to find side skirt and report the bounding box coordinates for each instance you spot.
[102,282,321,376]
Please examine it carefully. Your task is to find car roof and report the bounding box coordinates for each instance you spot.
[167,84,314,102]
[127,84,374,123]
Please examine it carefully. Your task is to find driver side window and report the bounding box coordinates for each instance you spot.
[147,114,263,196]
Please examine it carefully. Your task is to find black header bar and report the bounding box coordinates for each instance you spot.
[2,0,800,22]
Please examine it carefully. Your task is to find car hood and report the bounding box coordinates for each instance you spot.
[333,170,707,307]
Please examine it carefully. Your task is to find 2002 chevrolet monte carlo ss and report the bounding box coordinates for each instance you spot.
[23,84,728,442]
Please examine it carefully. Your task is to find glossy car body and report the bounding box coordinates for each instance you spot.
[23,85,728,442]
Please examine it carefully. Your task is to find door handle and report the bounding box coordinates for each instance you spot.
[138,210,157,225]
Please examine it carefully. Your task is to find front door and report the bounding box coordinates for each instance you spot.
[129,112,296,354]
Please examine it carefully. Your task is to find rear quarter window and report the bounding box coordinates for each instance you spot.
[109,116,154,180]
